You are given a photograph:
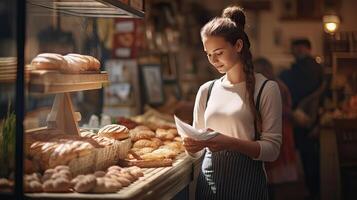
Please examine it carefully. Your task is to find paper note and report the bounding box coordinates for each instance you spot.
[174,115,219,141]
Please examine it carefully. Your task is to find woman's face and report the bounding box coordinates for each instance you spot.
[202,36,241,74]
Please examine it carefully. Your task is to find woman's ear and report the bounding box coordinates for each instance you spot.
[235,39,243,53]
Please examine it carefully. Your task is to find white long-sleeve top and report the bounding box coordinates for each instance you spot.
[193,73,282,162]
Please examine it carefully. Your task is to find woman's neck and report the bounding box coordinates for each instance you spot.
[225,63,246,84]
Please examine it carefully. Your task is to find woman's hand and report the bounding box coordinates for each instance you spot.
[205,133,233,152]
[183,137,206,154]
[183,130,234,153]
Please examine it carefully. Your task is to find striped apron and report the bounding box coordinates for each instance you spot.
[196,79,270,200]
[196,150,269,200]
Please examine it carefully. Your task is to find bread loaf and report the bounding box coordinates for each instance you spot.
[62,55,87,73]
[31,53,66,70]
[98,124,129,140]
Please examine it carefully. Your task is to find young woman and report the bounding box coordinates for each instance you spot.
[183,6,282,200]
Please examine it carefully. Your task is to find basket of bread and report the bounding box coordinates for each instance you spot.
[25,124,132,176]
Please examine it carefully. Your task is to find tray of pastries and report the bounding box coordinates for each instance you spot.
[118,124,185,168]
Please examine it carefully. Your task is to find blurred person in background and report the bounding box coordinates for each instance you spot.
[254,57,299,199]
[280,38,324,200]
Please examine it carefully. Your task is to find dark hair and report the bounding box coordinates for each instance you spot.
[200,6,262,131]
[292,38,311,49]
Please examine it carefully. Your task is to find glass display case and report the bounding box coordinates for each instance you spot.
[0,0,20,198]
[0,0,144,199]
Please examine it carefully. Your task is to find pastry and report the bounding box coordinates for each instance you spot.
[141,148,177,160]
[133,139,159,149]
[74,175,96,193]
[94,171,106,177]
[98,124,129,140]
[42,177,71,193]
[106,175,131,187]
[133,125,151,131]
[127,166,144,178]
[131,147,154,156]
[24,180,43,193]
[107,165,122,172]
[92,177,122,193]
[130,129,155,141]
[155,128,177,140]
[70,175,85,187]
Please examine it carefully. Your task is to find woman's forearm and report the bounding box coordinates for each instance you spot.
[223,136,261,159]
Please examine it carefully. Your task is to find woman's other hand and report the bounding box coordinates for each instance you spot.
[183,137,205,153]
[206,133,232,152]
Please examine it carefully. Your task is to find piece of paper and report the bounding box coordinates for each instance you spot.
[174,115,219,141]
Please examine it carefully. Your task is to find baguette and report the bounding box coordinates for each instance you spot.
[118,158,173,168]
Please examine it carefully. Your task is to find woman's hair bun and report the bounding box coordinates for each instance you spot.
[222,6,246,30]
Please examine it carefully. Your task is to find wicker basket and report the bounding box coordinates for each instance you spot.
[67,150,96,176]
[95,138,132,171]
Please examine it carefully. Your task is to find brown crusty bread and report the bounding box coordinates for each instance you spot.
[98,124,129,140]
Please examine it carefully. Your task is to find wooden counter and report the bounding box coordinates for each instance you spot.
[26,154,194,200]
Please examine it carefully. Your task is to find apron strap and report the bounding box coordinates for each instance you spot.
[254,79,270,140]
[205,79,216,109]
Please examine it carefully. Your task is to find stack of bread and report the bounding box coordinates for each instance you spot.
[30,53,100,73]
[24,164,143,193]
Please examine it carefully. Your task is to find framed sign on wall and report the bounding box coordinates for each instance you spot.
[140,64,165,106]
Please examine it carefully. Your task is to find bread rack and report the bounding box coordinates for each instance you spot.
[28,70,108,135]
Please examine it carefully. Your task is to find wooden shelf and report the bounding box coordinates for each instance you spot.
[25,154,193,200]
[29,70,109,94]
[27,0,144,18]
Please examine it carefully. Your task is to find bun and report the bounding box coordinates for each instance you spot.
[222,6,246,30]
[98,124,129,140]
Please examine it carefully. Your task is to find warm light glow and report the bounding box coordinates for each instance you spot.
[315,56,322,64]
[323,14,340,34]
[325,23,337,32]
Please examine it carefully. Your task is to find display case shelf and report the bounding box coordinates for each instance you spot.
[29,70,109,94]
[27,0,144,18]
[25,154,192,200]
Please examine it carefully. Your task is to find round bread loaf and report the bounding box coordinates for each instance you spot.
[98,124,129,140]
